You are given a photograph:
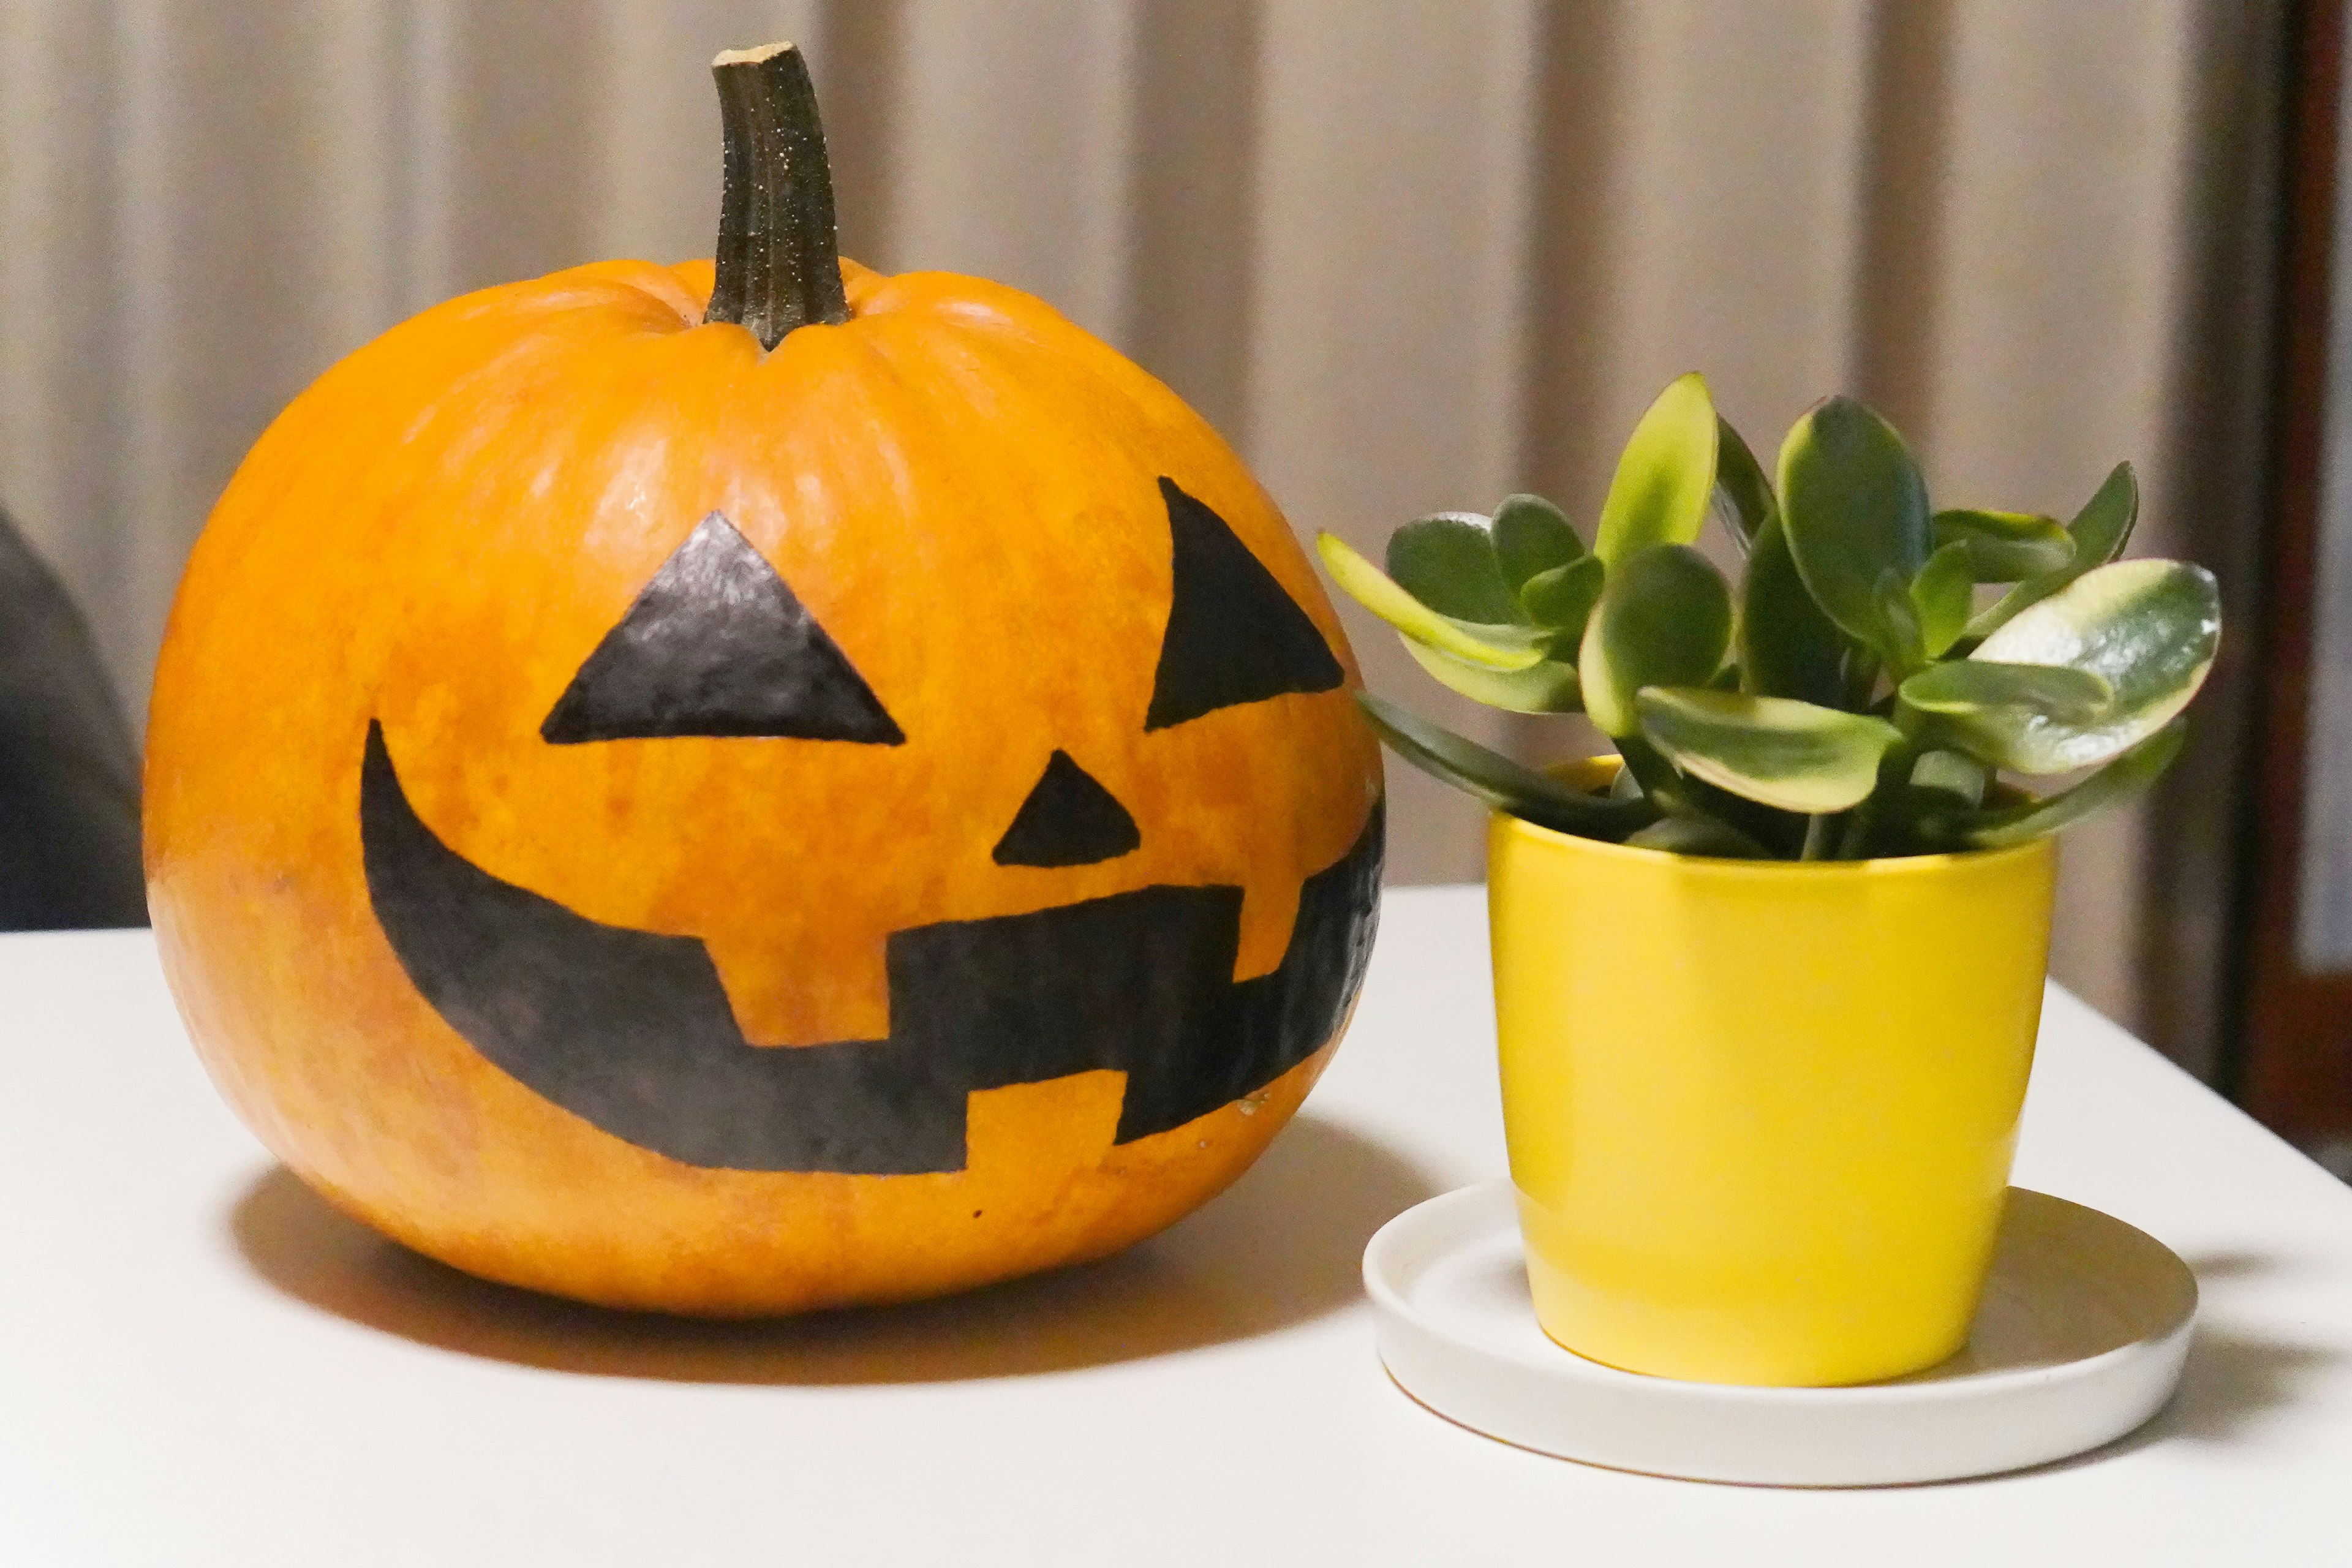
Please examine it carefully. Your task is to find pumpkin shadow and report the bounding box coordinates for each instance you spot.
[227,1113,1444,1384]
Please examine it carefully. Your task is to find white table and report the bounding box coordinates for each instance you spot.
[4,888,2351,1566]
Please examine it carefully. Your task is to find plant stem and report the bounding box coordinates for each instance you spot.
[1842,648,1882,712]
[1833,739,1919,859]
[1615,735,1684,805]
[708,42,850,349]
[1832,810,1871,861]
[1800,814,1834,861]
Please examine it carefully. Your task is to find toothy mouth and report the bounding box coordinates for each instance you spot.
[358,722,1382,1174]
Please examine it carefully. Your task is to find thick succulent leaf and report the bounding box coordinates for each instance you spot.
[1938,719,2187,849]
[1595,373,1720,566]
[1317,532,1547,671]
[1403,639,1583,713]
[1710,417,1777,556]
[1932,509,2075,582]
[1636,687,1903,813]
[2070,462,2140,565]
[1738,511,1849,707]
[1518,554,1606,638]
[1909,749,1989,810]
[1901,660,2114,722]
[1966,462,2139,641]
[1898,661,2116,769]
[1873,567,1928,677]
[1578,544,1733,736]
[1966,559,2220,773]
[1625,811,1768,859]
[1355,692,1652,839]
[1912,540,1976,658]
[1777,396,1932,665]
[1386,512,1523,624]
[1491,493,1583,593]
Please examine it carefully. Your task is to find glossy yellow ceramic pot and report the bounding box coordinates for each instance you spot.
[1487,761,2057,1386]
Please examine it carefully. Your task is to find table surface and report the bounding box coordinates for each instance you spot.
[5,888,2351,1566]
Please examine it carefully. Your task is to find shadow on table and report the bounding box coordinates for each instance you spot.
[2154,1248,2350,1447]
[2159,1323,2346,1441]
[1957,1247,2350,1483]
[228,1112,1444,1384]
[1987,1325,2348,1484]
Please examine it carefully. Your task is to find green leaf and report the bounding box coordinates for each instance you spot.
[1518,554,1605,637]
[1966,462,2138,641]
[1354,692,1653,839]
[1934,719,2188,848]
[2071,462,2139,564]
[1710,416,1777,555]
[1578,544,1733,736]
[1317,532,1546,671]
[1624,811,1769,859]
[1635,687,1904,813]
[1965,558,2220,773]
[1386,512,1523,624]
[1932,510,2076,582]
[1491,494,1583,594]
[1777,396,1932,665]
[1738,511,1849,707]
[1909,749,1989,810]
[1898,661,2116,769]
[1596,373,1719,566]
[1912,540,1976,658]
[1402,639,1583,713]
[1873,567,1928,677]
[1901,660,2115,723]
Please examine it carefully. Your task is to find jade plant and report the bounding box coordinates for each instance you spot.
[1316,375,2221,859]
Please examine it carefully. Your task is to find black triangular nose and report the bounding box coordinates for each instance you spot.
[992,752,1141,868]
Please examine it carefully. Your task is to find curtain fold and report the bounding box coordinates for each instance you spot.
[0,0,2285,1071]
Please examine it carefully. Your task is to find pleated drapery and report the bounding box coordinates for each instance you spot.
[0,0,2285,1073]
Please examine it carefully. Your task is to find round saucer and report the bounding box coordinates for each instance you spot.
[1363,1182,2196,1486]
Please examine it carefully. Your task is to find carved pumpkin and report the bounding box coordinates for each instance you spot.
[143,43,1382,1315]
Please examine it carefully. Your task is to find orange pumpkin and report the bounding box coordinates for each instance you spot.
[143,43,1382,1315]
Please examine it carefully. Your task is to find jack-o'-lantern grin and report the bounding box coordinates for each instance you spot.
[358,480,1384,1177]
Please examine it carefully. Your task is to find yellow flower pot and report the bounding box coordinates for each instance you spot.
[1487,763,2057,1387]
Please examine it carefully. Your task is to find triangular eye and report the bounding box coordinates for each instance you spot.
[1144,478,1344,731]
[541,511,903,745]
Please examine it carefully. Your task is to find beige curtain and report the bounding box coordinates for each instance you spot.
[0,0,2282,1074]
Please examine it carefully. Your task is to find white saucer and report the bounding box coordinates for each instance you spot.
[1363,1182,2196,1486]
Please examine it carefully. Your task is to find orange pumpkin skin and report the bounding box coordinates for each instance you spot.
[144,256,1382,1315]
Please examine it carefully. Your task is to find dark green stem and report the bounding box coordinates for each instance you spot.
[1834,739,1919,859]
[1841,648,1882,712]
[1615,734,1684,804]
[708,42,850,349]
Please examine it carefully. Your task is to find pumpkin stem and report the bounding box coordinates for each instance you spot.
[708,41,850,347]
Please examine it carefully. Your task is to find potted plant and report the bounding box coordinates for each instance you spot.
[1317,375,2220,1387]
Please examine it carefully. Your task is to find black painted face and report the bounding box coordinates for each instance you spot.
[362,478,1380,1174]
